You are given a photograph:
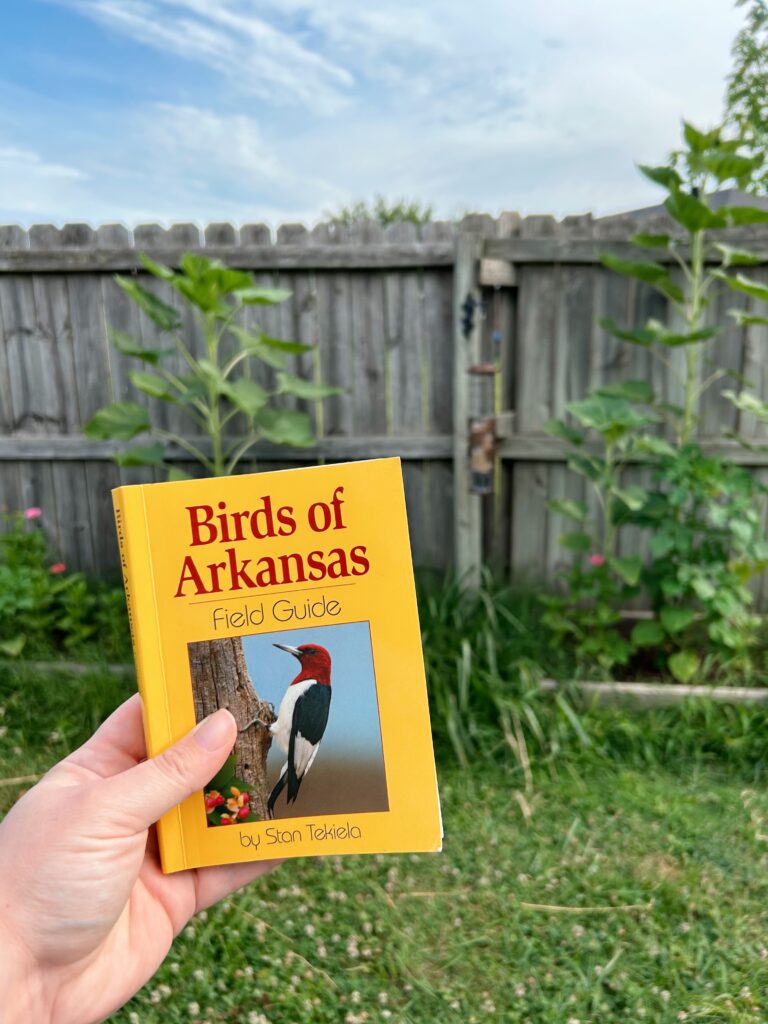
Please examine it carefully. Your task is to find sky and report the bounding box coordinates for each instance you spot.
[0,0,748,228]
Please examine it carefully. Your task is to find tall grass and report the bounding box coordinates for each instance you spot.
[419,568,768,783]
[418,568,587,777]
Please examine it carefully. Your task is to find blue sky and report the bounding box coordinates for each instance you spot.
[0,1,746,227]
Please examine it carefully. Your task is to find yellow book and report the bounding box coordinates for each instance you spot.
[112,457,441,872]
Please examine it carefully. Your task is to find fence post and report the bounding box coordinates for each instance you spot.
[453,232,484,586]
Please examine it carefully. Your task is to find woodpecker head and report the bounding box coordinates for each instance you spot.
[274,642,332,686]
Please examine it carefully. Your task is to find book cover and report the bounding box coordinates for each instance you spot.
[111,457,441,872]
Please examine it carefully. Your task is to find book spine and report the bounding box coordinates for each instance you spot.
[111,486,186,871]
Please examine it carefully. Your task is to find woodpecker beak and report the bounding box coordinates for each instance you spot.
[273,643,302,659]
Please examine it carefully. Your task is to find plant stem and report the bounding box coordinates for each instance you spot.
[680,227,705,446]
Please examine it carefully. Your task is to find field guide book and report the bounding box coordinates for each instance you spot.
[112,457,441,873]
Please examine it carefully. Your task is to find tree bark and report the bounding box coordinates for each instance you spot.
[189,636,275,820]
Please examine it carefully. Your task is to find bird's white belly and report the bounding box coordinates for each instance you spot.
[270,678,316,752]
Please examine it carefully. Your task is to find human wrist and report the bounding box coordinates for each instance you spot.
[0,925,52,1024]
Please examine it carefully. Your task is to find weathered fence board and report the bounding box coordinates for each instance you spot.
[3,215,768,589]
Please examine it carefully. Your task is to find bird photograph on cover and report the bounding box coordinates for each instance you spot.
[189,621,389,827]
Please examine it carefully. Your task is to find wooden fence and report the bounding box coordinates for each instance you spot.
[2,214,768,594]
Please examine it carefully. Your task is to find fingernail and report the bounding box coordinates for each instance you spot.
[193,709,235,751]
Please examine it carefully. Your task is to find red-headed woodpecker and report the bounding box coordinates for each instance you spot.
[267,642,332,817]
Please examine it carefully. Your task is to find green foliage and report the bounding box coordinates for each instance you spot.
[326,194,434,227]
[7,656,768,1021]
[725,0,768,193]
[418,569,587,769]
[547,121,768,682]
[84,254,342,478]
[0,510,129,660]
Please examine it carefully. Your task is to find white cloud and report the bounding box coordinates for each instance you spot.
[7,0,751,224]
[60,0,354,112]
[0,145,88,219]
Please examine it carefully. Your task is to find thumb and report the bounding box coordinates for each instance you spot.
[103,709,237,832]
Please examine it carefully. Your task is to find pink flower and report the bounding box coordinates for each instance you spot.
[24,507,42,520]
[589,554,606,567]
[49,563,66,574]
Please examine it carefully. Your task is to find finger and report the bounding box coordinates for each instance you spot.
[63,693,147,778]
[103,709,237,832]
[193,859,283,913]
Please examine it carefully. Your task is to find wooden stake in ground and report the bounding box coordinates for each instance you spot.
[189,637,275,819]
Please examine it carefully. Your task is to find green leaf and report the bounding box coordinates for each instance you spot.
[558,531,592,552]
[632,435,676,458]
[547,498,588,522]
[567,453,603,482]
[0,635,26,657]
[668,649,700,684]
[649,532,675,558]
[608,555,642,586]
[129,371,174,400]
[630,233,671,249]
[664,190,726,232]
[631,620,665,647]
[660,606,695,634]
[723,389,768,424]
[637,318,719,348]
[544,418,584,445]
[114,276,181,331]
[599,317,657,348]
[600,254,684,302]
[714,271,768,304]
[114,441,166,467]
[228,377,268,416]
[702,151,761,183]
[712,243,763,268]
[167,466,193,482]
[610,485,647,511]
[259,334,315,354]
[83,401,151,440]
[236,287,292,305]
[682,121,721,152]
[728,309,768,327]
[596,380,655,404]
[111,330,174,364]
[723,206,768,226]
[567,394,656,441]
[230,326,287,369]
[276,371,344,399]
[255,407,315,447]
[638,164,683,190]
[692,577,716,601]
[137,252,175,281]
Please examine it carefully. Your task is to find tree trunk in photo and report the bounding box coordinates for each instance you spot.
[189,637,275,820]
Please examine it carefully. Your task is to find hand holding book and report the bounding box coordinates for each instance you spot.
[0,693,279,1024]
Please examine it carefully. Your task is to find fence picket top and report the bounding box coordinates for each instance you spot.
[0,226,28,250]
[96,224,131,248]
[60,223,97,248]
[419,220,456,242]
[29,224,62,249]
[204,222,238,246]
[459,212,497,237]
[496,211,521,238]
[240,223,272,245]
[561,213,595,237]
[520,214,559,238]
[276,223,309,244]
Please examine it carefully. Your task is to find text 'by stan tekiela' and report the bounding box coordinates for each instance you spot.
[238,821,364,850]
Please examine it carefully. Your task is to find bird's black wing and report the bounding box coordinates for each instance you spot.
[287,685,332,805]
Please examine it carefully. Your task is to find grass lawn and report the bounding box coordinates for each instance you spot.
[2,666,768,1023]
